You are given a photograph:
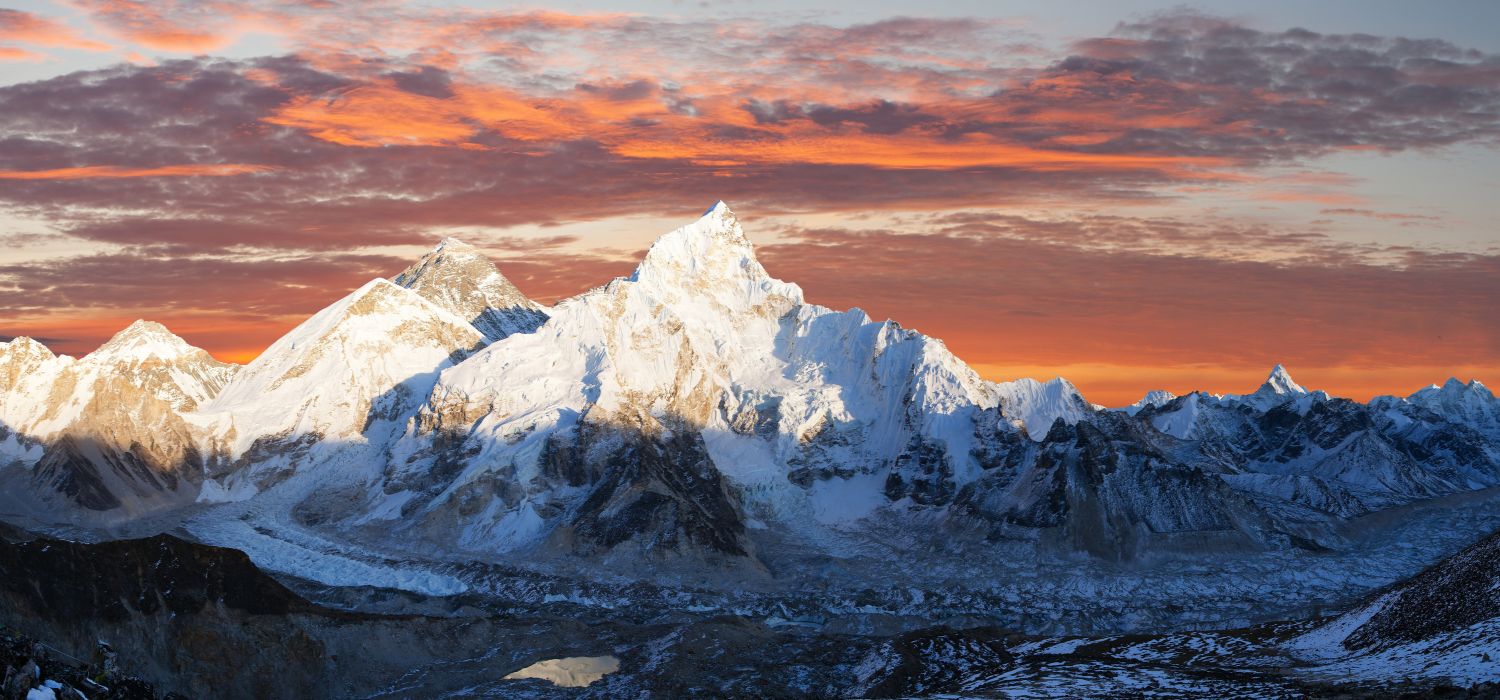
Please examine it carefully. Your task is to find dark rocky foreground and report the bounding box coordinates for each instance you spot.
[3,624,173,700]
[1,523,1497,699]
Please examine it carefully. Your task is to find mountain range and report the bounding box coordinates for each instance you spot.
[2,202,1499,634]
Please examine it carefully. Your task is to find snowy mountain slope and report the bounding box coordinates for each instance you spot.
[1403,378,1500,438]
[392,237,549,341]
[337,202,1096,559]
[195,278,488,480]
[955,410,1345,560]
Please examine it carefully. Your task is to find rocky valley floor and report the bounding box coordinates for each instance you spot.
[2,519,1498,699]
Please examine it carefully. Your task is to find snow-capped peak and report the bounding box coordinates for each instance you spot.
[632,201,766,285]
[202,277,488,452]
[0,336,67,397]
[0,336,57,362]
[1120,389,1178,416]
[86,320,205,365]
[1262,364,1307,396]
[394,237,547,341]
[433,236,475,252]
[1427,377,1493,399]
[1233,364,1312,411]
[1407,377,1499,434]
[994,376,1095,439]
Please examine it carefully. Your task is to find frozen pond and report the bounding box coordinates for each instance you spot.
[503,655,620,687]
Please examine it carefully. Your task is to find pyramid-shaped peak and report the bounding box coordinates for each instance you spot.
[633,200,763,284]
[1262,364,1306,395]
[397,239,517,289]
[117,319,173,336]
[392,242,545,341]
[695,199,746,241]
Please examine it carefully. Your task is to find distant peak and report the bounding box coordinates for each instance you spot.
[1121,389,1176,415]
[703,199,730,217]
[90,319,198,363]
[1262,364,1306,395]
[392,239,544,340]
[1439,377,1493,398]
[395,241,512,293]
[106,319,180,343]
[1411,376,1496,404]
[0,335,55,359]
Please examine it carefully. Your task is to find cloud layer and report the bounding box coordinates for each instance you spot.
[1,5,1498,401]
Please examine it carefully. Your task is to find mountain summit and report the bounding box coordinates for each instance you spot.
[1242,363,1310,409]
[1262,364,1307,396]
[201,278,488,456]
[629,200,794,306]
[394,237,548,341]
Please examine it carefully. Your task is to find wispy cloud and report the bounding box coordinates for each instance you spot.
[0,8,110,52]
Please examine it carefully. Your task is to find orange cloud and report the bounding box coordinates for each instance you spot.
[0,45,43,61]
[0,8,111,51]
[68,0,255,52]
[265,82,576,148]
[0,164,273,180]
[263,76,1236,177]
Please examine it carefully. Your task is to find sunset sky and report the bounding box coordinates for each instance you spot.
[1,0,1497,406]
